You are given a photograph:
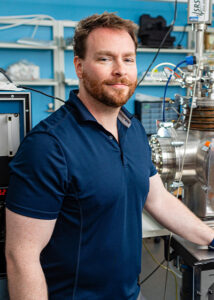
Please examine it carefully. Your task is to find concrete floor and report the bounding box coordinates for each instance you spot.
[139,238,182,300]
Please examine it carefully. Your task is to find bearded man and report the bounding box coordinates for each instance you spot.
[5,12,214,300]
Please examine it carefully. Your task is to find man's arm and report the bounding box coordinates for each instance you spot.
[144,173,214,246]
[6,209,56,300]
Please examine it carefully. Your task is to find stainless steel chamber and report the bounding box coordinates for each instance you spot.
[150,126,214,218]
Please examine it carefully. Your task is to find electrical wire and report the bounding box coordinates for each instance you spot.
[177,57,201,184]
[0,68,65,103]
[137,0,178,86]
[139,258,165,285]
[0,68,13,83]
[31,18,43,39]
[0,14,55,20]
[167,106,183,116]
[176,24,188,48]
[162,59,186,122]
[159,52,201,300]
[18,86,65,103]
[143,240,178,300]
[161,36,203,300]
[0,18,42,30]
[151,62,184,80]
[0,15,55,30]
[169,261,182,279]
[163,67,181,79]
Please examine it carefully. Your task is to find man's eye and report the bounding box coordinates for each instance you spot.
[98,57,110,62]
[124,58,135,63]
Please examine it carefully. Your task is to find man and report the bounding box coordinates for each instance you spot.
[5,12,214,300]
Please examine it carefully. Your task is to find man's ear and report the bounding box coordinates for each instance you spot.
[74,56,83,79]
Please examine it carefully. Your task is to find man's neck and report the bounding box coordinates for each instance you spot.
[77,89,120,142]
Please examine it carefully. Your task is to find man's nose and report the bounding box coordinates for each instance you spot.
[112,60,127,76]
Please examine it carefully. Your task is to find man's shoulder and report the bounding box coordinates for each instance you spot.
[30,102,76,138]
[16,104,75,158]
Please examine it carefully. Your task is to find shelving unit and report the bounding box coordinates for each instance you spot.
[0,42,57,50]
[65,44,195,54]
[0,17,61,117]
[137,47,195,53]
[0,19,196,111]
[16,79,58,86]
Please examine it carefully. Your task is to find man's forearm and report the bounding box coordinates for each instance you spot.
[146,190,214,246]
[7,257,48,300]
[146,174,214,246]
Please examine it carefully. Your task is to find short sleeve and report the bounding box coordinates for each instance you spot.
[138,121,157,178]
[6,132,68,220]
[147,142,157,177]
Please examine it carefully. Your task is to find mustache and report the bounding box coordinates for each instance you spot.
[103,78,133,86]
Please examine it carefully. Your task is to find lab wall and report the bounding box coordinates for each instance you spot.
[1,0,190,126]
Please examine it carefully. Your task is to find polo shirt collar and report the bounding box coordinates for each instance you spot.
[67,89,133,128]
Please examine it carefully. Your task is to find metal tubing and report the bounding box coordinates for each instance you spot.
[194,23,207,61]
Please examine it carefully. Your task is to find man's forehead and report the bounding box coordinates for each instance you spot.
[88,27,132,40]
[94,50,136,57]
[85,27,136,52]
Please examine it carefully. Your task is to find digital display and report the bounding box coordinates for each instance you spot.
[0,188,7,197]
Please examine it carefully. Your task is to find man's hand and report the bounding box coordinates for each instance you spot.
[144,173,214,246]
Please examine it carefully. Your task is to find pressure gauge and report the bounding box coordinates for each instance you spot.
[188,0,212,24]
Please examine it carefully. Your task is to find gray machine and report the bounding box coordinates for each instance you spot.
[149,1,214,299]
[151,0,214,220]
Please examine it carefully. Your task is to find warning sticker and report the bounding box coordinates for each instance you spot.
[202,140,211,152]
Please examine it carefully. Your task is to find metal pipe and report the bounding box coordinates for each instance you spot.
[194,23,206,61]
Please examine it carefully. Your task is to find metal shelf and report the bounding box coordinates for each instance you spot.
[0,42,57,50]
[65,79,78,86]
[64,44,194,54]
[141,81,180,86]
[137,47,194,53]
[65,79,180,87]
[15,79,58,86]
[64,45,73,50]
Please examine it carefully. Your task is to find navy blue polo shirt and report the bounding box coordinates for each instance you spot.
[6,90,157,300]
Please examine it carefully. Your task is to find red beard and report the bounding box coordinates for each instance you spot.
[82,71,137,108]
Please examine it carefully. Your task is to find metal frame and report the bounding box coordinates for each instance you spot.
[0,92,31,136]
[171,236,214,300]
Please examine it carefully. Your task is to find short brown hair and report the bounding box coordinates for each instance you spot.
[73,12,138,59]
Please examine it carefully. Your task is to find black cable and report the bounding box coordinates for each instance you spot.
[163,261,170,299]
[18,85,66,103]
[177,24,188,48]
[0,68,65,103]
[139,258,165,285]
[137,0,178,86]
[0,68,13,83]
